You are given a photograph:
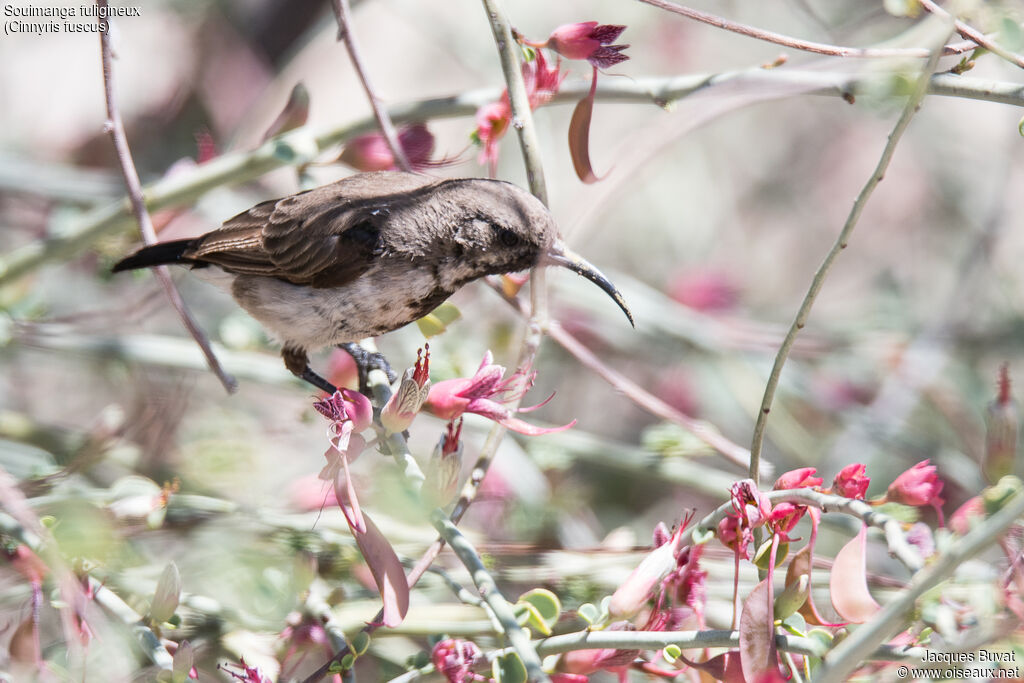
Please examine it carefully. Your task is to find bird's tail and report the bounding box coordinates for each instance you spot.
[112,239,199,272]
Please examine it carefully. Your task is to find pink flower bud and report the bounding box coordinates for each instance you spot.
[431,638,482,683]
[773,467,823,490]
[381,347,431,433]
[984,364,1019,484]
[546,22,629,68]
[833,463,869,499]
[339,123,437,172]
[886,460,945,510]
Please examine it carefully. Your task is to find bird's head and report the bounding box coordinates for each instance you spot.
[445,178,634,327]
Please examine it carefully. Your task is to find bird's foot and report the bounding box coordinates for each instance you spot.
[338,342,397,396]
[283,345,339,394]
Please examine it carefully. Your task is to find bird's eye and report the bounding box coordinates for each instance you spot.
[496,227,520,247]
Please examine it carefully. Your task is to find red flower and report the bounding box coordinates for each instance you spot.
[833,463,869,499]
[544,22,629,69]
[339,123,439,172]
[773,467,823,490]
[424,351,575,435]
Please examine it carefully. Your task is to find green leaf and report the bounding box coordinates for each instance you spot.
[492,652,528,683]
[691,527,715,545]
[416,303,462,338]
[1001,17,1024,51]
[517,588,561,633]
[351,631,371,656]
[753,538,788,570]
[577,602,599,625]
[781,612,807,637]
[663,644,681,663]
[774,573,809,621]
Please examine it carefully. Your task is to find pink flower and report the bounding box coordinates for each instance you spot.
[424,351,575,435]
[730,479,772,528]
[667,268,739,312]
[885,460,945,524]
[473,51,564,174]
[886,460,944,507]
[773,467,823,490]
[767,502,805,539]
[381,345,431,433]
[219,658,273,683]
[833,463,869,499]
[313,389,374,532]
[339,122,440,172]
[949,495,985,535]
[431,638,485,682]
[543,22,629,68]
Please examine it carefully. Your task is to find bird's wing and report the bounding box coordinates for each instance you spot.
[184,172,440,288]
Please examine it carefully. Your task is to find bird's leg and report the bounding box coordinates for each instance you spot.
[282,346,338,394]
[338,342,397,396]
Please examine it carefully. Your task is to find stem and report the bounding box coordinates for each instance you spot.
[918,0,1024,71]
[97,0,236,393]
[432,512,550,683]
[2,70,1021,287]
[634,0,978,59]
[747,31,951,484]
[816,486,1024,682]
[329,0,412,172]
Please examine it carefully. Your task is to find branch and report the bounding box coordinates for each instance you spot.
[3,70,1021,287]
[918,0,1024,71]
[634,0,978,59]
[97,0,236,394]
[816,486,1024,682]
[747,29,952,483]
[534,628,929,661]
[431,512,550,683]
[329,0,412,172]
[488,279,759,474]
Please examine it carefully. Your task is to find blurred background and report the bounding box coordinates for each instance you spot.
[1,0,1023,679]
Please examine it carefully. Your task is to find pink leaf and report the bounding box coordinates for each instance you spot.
[351,512,410,627]
[678,651,745,682]
[739,576,778,682]
[829,525,880,623]
[568,68,605,184]
[498,416,577,436]
[788,543,844,628]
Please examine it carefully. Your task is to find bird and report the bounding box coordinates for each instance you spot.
[113,171,633,393]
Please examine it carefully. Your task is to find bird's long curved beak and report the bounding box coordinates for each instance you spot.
[542,240,635,327]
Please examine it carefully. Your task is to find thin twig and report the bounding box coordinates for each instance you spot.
[688,488,923,574]
[431,512,550,683]
[97,0,236,394]
[918,0,1024,71]
[488,279,757,472]
[817,486,1024,682]
[2,70,1022,287]
[533,627,929,661]
[747,29,952,484]
[329,0,412,172]
[634,0,977,59]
